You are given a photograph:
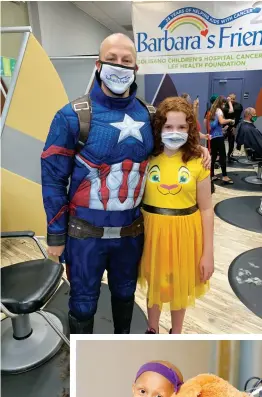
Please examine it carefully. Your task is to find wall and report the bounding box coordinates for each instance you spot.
[76,340,213,397]
[36,1,112,56]
[238,341,262,391]
[1,2,29,58]
[145,70,262,130]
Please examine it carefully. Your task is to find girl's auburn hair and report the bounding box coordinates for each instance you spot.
[152,96,202,163]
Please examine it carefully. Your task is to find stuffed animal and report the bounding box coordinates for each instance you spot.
[177,374,249,397]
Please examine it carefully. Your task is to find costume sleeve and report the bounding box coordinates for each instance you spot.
[41,110,76,246]
[197,159,210,182]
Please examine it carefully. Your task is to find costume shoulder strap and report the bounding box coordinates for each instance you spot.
[71,94,92,152]
[136,97,156,124]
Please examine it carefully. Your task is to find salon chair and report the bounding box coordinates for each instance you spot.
[244,148,262,186]
[1,231,70,374]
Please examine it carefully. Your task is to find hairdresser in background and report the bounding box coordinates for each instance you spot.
[207,96,235,184]
[181,93,208,141]
[224,93,243,162]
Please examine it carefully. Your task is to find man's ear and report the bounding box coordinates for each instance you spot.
[135,64,139,72]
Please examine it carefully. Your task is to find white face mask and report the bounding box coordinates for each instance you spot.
[161,131,188,150]
[99,62,135,95]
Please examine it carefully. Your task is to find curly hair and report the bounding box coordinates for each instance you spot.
[152,96,202,163]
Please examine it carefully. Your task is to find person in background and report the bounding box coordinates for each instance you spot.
[236,107,262,158]
[208,96,235,184]
[204,95,219,143]
[224,93,243,162]
[181,93,208,141]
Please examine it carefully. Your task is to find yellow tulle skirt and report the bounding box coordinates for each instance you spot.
[139,209,210,311]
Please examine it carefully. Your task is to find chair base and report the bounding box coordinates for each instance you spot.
[238,158,259,166]
[244,175,262,185]
[1,312,63,374]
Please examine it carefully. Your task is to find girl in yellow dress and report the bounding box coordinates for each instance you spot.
[140,97,214,334]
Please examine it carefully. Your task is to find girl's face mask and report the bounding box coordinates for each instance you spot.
[99,61,136,95]
[161,111,189,150]
[161,131,188,150]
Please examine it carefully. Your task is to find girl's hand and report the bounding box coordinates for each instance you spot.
[200,146,211,169]
[199,254,214,282]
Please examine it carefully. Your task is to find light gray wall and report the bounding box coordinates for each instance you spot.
[136,74,145,100]
[36,1,112,56]
[51,58,96,101]
[238,341,262,391]
[28,2,145,99]
[28,2,42,44]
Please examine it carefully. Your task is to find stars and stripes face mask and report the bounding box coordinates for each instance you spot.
[99,61,136,95]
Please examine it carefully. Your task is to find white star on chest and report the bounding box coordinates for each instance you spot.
[110,114,145,143]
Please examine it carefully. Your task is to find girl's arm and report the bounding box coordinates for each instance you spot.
[218,114,234,125]
[199,132,209,140]
[197,176,214,282]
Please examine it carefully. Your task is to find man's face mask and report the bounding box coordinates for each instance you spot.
[251,115,257,122]
[99,61,136,95]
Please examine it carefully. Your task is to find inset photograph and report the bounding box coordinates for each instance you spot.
[74,340,262,397]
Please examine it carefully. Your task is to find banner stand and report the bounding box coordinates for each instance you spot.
[0,26,32,136]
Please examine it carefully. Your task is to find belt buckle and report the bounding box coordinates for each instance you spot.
[102,226,121,239]
[74,102,89,112]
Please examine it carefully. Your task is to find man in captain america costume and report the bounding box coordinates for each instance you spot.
[41,33,210,334]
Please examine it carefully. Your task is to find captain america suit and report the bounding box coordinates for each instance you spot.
[41,75,154,333]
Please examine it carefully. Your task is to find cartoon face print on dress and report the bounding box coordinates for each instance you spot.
[148,164,190,196]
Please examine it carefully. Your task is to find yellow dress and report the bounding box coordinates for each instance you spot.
[139,151,210,311]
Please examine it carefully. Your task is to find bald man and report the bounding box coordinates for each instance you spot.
[41,33,210,334]
[236,107,262,158]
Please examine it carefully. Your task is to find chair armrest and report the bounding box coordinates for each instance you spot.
[1,231,35,238]
[1,303,18,318]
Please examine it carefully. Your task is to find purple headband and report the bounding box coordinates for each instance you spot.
[135,362,183,393]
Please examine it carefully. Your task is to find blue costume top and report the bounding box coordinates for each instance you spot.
[41,78,154,246]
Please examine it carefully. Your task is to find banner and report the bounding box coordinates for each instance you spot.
[132,1,262,74]
[0,57,17,77]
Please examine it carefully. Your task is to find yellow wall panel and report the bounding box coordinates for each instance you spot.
[1,169,46,236]
[6,33,68,143]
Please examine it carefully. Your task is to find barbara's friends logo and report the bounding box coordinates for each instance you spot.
[136,4,262,52]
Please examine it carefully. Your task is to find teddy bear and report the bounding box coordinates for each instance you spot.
[177,373,249,397]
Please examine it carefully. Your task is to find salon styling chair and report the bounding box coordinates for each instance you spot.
[1,231,70,374]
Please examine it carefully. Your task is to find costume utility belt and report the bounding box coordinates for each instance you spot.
[68,215,144,239]
[142,204,198,216]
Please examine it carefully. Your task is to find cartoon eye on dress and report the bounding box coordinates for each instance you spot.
[178,166,190,184]
[148,165,160,183]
